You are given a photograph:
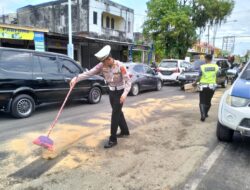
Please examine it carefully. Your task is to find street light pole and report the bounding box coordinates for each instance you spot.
[67,0,74,59]
[208,24,210,45]
[206,24,210,54]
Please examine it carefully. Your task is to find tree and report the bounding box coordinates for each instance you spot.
[143,0,234,60]
[191,0,234,44]
[143,0,197,59]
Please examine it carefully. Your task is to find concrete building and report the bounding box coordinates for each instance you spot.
[16,0,134,68]
[17,0,134,42]
[0,13,17,25]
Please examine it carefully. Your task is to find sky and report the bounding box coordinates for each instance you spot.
[0,0,249,55]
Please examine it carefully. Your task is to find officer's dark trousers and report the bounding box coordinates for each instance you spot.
[109,89,129,142]
[199,87,215,106]
[199,87,215,120]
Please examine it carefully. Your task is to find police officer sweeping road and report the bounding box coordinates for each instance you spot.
[193,54,219,122]
[70,45,131,148]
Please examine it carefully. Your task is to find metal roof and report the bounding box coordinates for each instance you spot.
[0,23,48,33]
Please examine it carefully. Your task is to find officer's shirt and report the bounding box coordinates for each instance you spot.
[77,60,132,98]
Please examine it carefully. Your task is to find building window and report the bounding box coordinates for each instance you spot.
[93,11,97,25]
[128,21,131,33]
[111,18,115,29]
[106,16,110,28]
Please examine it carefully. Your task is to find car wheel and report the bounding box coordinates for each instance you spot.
[156,80,163,91]
[88,87,102,104]
[221,78,228,88]
[130,83,139,96]
[11,94,35,118]
[216,121,234,142]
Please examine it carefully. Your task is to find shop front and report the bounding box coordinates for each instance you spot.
[0,24,48,51]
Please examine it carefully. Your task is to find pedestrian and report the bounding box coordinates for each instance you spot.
[70,45,132,148]
[193,54,219,122]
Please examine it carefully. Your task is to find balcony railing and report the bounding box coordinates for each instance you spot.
[101,27,126,38]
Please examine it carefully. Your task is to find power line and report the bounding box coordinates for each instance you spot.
[215,35,250,39]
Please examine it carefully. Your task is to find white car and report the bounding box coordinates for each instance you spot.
[217,61,250,141]
[157,59,191,82]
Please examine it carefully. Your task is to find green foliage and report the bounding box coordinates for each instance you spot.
[143,0,234,59]
[192,0,234,30]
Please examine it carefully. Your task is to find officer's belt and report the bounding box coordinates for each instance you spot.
[199,84,217,90]
[109,85,124,91]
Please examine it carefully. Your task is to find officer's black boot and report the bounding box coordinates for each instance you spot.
[205,104,211,118]
[199,104,206,122]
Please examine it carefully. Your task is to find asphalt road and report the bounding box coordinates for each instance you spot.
[0,85,185,142]
[195,133,250,190]
[1,85,250,190]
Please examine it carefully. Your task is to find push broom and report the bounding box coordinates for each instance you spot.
[33,80,76,151]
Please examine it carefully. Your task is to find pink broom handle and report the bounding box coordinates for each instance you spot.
[47,78,77,137]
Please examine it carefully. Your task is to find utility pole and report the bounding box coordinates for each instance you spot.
[67,0,74,59]
[207,25,210,45]
[206,24,210,54]
[2,7,5,24]
[213,20,237,52]
[222,36,235,54]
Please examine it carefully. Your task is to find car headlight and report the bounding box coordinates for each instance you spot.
[226,95,250,107]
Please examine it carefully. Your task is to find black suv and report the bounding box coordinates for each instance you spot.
[0,47,107,118]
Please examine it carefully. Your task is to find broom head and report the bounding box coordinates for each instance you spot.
[33,135,54,151]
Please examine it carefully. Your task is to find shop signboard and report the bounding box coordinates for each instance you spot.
[34,32,45,52]
[0,27,45,52]
[0,27,34,40]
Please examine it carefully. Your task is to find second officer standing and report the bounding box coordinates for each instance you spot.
[70,45,131,148]
[193,54,219,122]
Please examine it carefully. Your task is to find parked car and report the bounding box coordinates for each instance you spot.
[226,64,241,84]
[213,58,231,87]
[124,62,163,96]
[157,59,191,83]
[0,47,107,118]
[178,58,231,89]
[217,61,250,141]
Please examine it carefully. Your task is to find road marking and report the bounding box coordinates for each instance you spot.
[183,143,226,190]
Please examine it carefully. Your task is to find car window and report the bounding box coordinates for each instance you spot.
[187,62,193,69]
[159,61,177,68]
[241,63,250,80]
[33,56,42,73]
[133,65,144,73]
[180,62,186,68]
[38,55,59,74]
[216,60,222,67]
[144,66,154,75]
[221,61,229,69]
[193,60,205,71]
[216,60,229,69]
[59,58,81,74]
[0,50,32,72]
